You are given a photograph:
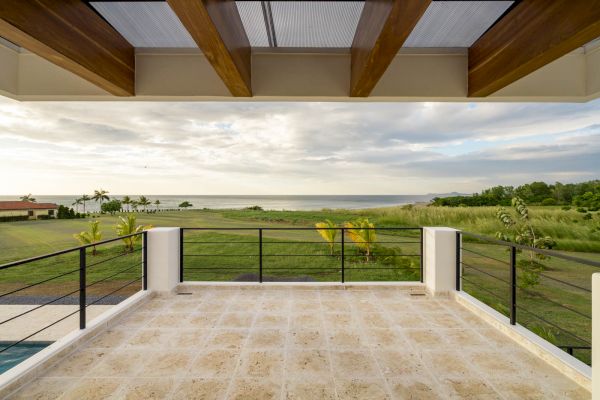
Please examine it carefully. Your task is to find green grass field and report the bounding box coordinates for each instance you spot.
[1,205,598,365]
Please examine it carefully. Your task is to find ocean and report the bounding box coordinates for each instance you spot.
[0,195,441,213]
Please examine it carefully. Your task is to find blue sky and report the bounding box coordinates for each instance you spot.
[0,97,598,195]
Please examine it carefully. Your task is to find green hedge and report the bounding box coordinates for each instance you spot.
[0,215,29,223]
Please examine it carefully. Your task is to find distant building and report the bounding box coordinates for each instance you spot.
[0,201,58,220]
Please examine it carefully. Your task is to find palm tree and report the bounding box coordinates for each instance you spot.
[72,198,83,213]
[80,195,91,213]
[130,200,139,212]
[138,196,151,211]
[154,199,161,211]
[20,194,36,203]
[345,218,377,262]
[315,220,338,256]
[73,220,102,255]
[93,189,110,210]
[122,196,132,212]
[115,215,152,252]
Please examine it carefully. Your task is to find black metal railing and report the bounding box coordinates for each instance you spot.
[456,231,600,365]
[181,227,423,283]
[0,232,147,357]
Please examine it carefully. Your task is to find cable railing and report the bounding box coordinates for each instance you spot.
[456,231,599,365]
[0,232,147,362]
[180,227,423,283]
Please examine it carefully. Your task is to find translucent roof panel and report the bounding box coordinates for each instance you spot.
[271,1,364,48]
[90,1,197,48]
[236,1,270,47]
[404,1,513,48]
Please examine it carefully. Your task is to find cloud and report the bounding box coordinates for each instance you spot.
[0,97,599,195]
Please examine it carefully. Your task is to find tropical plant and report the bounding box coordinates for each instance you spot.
[80,194,91,213]
[93,189,110,208]
[345,218,377,262]
[154,199,161,211]
[19,194,36,203]
[115,215,152,252]
[73,220,102,255]
[179,201,193,209]
[138,196,151,211]
[72,198,83,213]
[496,197,556,288]
[122,196,132,212]
[315,220,338,256]
[130,200,139,212]
[101,199,122,215]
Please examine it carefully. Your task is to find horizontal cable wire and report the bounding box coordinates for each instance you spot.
[516,287,591,320]
[462,261,510,285]
[461,247,510,266]
[86,248,141,269]
[0,288,80,326]
[0,267,79,299]
[86,277,142,307]
[516,305,590,345]
[462,276,508,304]
[86,262,143,289]
[537,273,591,293]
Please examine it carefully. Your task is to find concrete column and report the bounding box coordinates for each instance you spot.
[146,227,180,293]
[423,227,459,296]
[593,273,600,399]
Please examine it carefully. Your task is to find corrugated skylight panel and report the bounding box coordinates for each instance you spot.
[236,1,270,47]
[271,1,364,48]
[90,2,197,48]
[404,1,513,48]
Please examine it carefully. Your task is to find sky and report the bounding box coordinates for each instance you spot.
[0,97,599,195]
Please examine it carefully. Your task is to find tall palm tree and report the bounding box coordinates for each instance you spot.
[20,194,36,203]
[80,195,91,213]
[122,196,132,212]
[138,196,151,211]
[130,200,139,212]
[72,198,83,213]
[154,199,161,211]
[93,189,110,210]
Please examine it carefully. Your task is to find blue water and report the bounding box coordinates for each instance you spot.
[0,194,455,213]
[0,342,52,374]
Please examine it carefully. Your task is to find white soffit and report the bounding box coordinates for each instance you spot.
[90,1,197,48]
[404,1,514,48]
[236,1,270,47]
[270,1,364,48]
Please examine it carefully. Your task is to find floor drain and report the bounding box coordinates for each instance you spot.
[410,292,426,296]
[177,292,193,295]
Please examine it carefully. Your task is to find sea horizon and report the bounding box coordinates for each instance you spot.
[0,194,460,212]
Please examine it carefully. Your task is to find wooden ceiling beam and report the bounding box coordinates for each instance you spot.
[469,0,600,97]
[350,0,432,97]
[0,0,134,96]
[167,0,252,97]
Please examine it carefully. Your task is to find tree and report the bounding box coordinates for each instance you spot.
[93,189,110,210]
[80,195,91,213]
[20,194,36,203]
[496,197,556,288]
[138,196,151,211]
[73,220,102,255]
[72,198,83,213]
[122,196,132,212]
[345,218,377,262]
[315,220,338,256]
[154,199,161,211]
[115,215,152,252]
[179,201,193,209]
[131,200,139,212]
[101,200,122,215]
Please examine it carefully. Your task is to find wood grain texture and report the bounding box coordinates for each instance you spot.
[168,0,252,97]
[0,0,134,96]
[350,0,431,97]
[469,0,600,97]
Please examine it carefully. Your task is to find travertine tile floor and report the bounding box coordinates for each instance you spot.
[8,286,590,399]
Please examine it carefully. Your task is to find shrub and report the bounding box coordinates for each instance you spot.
[57,205,77,219]
[0,215,29,223]
[245,205,264,211]
[37,215,51,220]
[101,200,122,215]
[541,198,557,206]
[577,207,587,213]
[561,205,572,211]
[583,213,593,220]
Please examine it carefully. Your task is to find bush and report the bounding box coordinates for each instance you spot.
[57,205,77,219]
[583,213,593,220]
[37,215,51,220]
[561,205,572,211]
[245,205,264,211]
[0,215,29,223]
[101,200,122,215]
[541,198,557,206]
[577,207,587,213]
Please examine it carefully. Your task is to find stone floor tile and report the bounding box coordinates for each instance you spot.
[125,328,175,348]
[288,329,327,348]
[330,350,380,379]
[86,329,131,349]
[205,329,249,350]
[237,350,284,378]
[247,329,286,349]
[335,378,391,400]
[171,378,229,400]
[59,378,124,400]
[284,379,337,400]
[46,349,109,378]
[119,378,175,400]
[327,329,367,349]
[138,350,193,377]
[285,349,332,377]
[218,313,254,329]
[88,349,146,377]
[9,377,77,400]
[438,377,503,400]
[254,313,288,329]
[188,349,240,378]
[289,312,322,328]
[374,350,428,377]
[227,378,282,400]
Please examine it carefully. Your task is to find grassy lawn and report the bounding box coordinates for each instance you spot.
[1,206,598,365]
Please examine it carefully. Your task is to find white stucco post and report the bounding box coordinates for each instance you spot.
[423,227,459,296]
[146,227,180,293]
[593,273,600,399]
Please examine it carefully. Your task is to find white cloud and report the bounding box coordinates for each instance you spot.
[0,97,599,195]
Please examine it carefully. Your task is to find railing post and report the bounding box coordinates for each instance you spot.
[142,231,148,290]
[455,231,461,291]
[341,228,345,283]
[79,247,86,330]
[420,228,424,283]
[259,228,263,283]
[510,245,517,325]
[179,228,184,283]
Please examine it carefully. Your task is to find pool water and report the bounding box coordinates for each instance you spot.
[0,342,53,374]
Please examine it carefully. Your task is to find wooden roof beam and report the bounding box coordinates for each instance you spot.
[469,0,600,97]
